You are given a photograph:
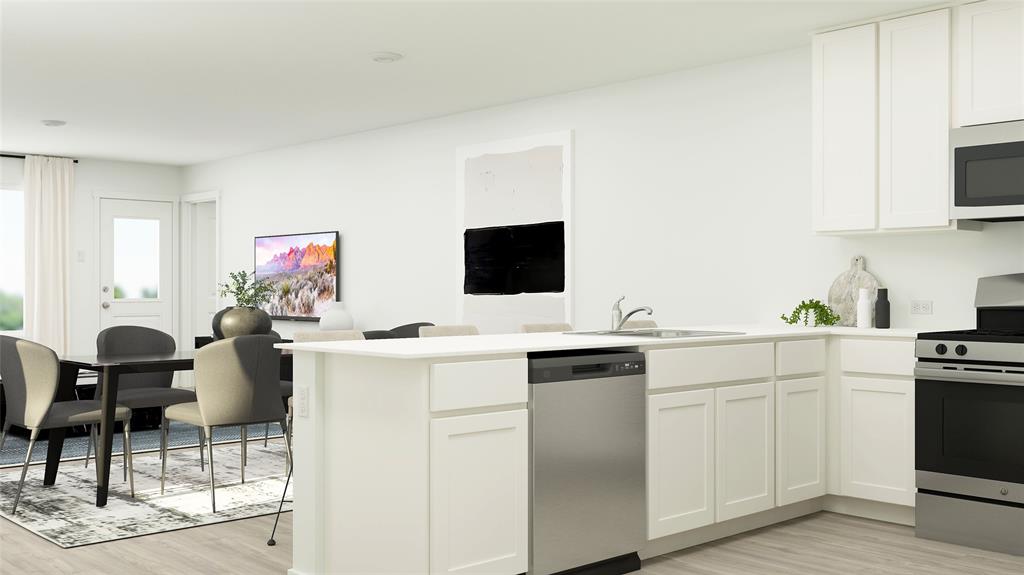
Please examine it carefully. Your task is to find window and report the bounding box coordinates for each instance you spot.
[0,189,25,333]
[113,217,160,299]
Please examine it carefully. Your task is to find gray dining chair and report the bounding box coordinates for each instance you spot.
[521,323,573,333]
[622,319,658,329]
[419,325,480,337]
[0,336,135,514]
[161,335,290,512]
[86,326,202,470]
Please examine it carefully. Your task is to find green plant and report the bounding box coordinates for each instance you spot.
[781,299,841,327]
[219,271,274,309]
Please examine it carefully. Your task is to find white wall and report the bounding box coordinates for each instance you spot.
[184,47,1024,336]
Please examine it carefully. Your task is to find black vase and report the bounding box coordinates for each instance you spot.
[875,288,890,329]
[212,306,273,339]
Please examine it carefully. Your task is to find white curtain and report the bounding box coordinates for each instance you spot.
[23,155,73,354]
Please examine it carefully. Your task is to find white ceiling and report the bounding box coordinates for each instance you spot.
[1,1,935,166]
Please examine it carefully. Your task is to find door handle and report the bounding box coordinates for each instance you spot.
[101,302,110,309]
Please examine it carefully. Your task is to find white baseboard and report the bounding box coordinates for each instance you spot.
[823,494,915,526]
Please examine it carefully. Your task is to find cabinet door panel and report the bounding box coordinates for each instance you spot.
[776,377,827,506]
[840,376,915,506]
[430,410,528,574]
[648,389,715,539]
[956,1,1024,126]
[813,24,878,232]
[716,382,775,521]
[880,9,951,229]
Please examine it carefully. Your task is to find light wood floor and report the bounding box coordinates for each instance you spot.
[3,504,1023,574]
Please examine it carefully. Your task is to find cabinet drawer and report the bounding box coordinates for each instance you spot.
[648,343,774,390]
[840,339,915,376]
[776,339,827,376]
[430,358,527,412]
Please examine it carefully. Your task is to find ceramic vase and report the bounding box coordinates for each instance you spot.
[319,301,354,330]
[212,306,273,339]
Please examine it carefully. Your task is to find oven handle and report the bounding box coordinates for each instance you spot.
[915,365,1024,387]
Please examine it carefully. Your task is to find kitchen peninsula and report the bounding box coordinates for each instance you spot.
[279,325,922,575]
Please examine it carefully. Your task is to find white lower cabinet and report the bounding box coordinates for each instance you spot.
[647,389,716,539]
[430,410,528,574]
[840,376,915,506]
[776,377,827,505]
[716,382,775,521]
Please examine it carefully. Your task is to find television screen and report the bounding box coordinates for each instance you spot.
[255,231,339,320]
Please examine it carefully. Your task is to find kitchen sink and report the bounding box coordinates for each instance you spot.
[570,329,745,338]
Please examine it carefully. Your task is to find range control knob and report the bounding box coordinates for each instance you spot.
[955,344,968,356]
[935,344,948,355]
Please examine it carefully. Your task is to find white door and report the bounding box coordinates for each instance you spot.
[430,410,528,575]
[956,1,1024,126]
[716,382,775,521]
[647,388,715,539]
[776,377,827,506]
[191,201,218,338]
[879,9,951,229]
[812,23,878,232]
[99,198,174,335]
[840,376,915,506]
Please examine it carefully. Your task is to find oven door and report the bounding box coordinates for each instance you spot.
[916,367,1024,486]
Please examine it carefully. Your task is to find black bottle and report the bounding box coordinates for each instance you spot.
[875,288,890,329]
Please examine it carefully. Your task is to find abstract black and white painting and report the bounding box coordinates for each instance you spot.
[456,131,572,333]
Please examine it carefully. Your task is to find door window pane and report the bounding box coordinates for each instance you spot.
[0,189,25,331]
[113,217,160,299]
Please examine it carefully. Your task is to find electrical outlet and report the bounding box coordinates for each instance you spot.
[911,300,933,315]
[295,385,309,418]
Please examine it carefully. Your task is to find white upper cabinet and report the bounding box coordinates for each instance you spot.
[812,24,878,232]
[879,10,951,229]
[956,1,1024,126]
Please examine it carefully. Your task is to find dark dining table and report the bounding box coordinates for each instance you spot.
[53,347,292,507]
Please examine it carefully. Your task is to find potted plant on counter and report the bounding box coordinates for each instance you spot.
[213,271,275,339]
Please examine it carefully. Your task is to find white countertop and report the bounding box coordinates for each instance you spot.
[276,324,924,359]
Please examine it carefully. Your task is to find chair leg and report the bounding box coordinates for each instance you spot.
[240,425,247,483]
[0,421,10,452]
[122,424,128,483]
[84,424,95,468]
[263,422,270,447]
[125,419,135,499]
[198,426,205,471]
[267,463,292,546]
[206,426,216,513]
[160,414,169,495]
[281,418,293,475]
[12,428,40,514]
[159,407,165,460]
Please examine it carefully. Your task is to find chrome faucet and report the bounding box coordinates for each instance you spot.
[611,296,653,331]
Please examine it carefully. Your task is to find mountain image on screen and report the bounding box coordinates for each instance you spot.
[255,232,338,319]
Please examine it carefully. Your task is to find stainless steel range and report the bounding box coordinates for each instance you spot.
[914,273,1024,555]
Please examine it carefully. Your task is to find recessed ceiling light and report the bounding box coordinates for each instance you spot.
[370,51,403,64]
[41,119,67,127]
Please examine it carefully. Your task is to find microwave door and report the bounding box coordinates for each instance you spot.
[950,122,1024,221]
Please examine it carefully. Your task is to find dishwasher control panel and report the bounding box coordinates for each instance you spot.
[527,350,646,383]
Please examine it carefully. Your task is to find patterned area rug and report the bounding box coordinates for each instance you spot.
[0,440,291,548]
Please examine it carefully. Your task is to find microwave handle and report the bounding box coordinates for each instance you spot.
[915,364,1024,387]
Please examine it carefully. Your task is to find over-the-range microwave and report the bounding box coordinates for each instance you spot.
[951,120,1024,221]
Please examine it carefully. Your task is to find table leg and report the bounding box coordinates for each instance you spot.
[95,366,120,507]
[43,363,80,486]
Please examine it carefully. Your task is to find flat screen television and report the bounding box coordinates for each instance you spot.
[254,231,339,320]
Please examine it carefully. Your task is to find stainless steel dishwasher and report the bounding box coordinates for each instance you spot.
[527,349,646,575]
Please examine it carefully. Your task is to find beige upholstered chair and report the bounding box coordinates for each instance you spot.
[622,319,658,329]
[521,323,573,333]
[0,336,135,513]
[162,335,289,512]
[419,325,480,337]
[86,326,200,469]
